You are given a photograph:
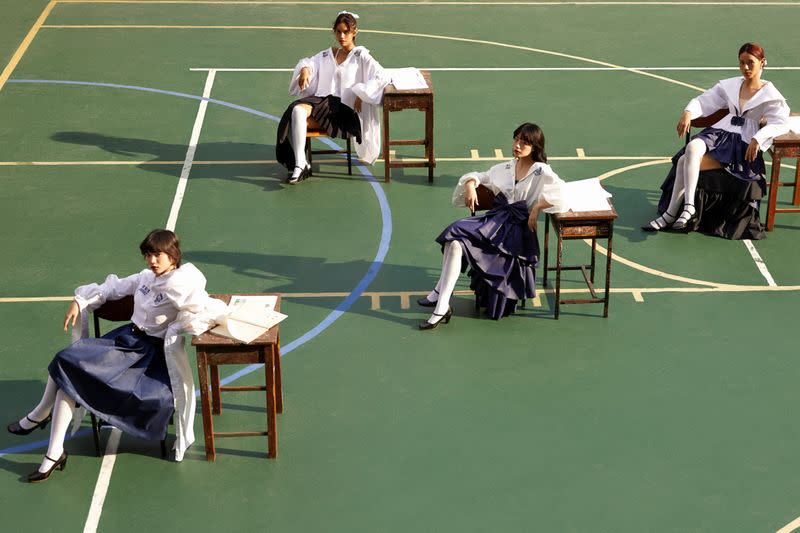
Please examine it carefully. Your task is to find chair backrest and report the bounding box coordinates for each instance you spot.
[92,295,135,338]
[469,184,496,216]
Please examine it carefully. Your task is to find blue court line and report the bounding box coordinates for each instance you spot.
[0,79,392,457]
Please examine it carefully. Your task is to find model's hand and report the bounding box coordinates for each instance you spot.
[63,300,80,331]
[298,67,311,91]
[527,208,540,231]
[676,110,692,138]
[745,138,761,162]
[354,96,362,114]
[464,181,478,212]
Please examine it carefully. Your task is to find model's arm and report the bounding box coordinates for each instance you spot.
[679,82,728,137]
[64,271,142,330]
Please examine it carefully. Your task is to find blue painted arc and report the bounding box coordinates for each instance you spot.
[0,78,393,457]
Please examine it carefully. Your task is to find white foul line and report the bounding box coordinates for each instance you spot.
[82,428,122,533]
[165,68,216,231]
[742,239,777,287]
[82,71,216,533]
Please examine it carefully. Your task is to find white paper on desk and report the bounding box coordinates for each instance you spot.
[210,296,286,343]
[562,178,613,212]
[386,67,428,90]
[789,116,800,134]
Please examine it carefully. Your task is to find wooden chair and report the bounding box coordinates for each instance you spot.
[305,128,352,176]
[90,295,171,458]
[467,184,527,311]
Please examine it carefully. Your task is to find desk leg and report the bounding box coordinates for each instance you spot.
[275,333,283,414]
[603,224,614,318]
[195,350,216,461]
[542,215,550,288]
[426,99,434,183]
[766,153,781,231]
[210,364,221,415]
[590,237,597,284]
[265,346,277,458]
[383,106,391,183]
[793,159,800,205]
[555,233,563,320]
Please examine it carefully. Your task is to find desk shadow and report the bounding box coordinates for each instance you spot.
[601,184,661,244]
[184,448,268,460]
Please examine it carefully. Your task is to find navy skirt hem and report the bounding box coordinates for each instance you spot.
[276,95,362,170]
[48,324,174,441]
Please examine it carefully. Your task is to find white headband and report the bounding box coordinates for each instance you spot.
[337,10,360,19]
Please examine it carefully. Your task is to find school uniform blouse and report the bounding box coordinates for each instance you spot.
[684,76,790,151]
[289,45,390,163]
[70,263,226,461]
[452,160,568,213]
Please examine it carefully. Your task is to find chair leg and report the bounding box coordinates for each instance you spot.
[90,413,102,457]
[305,136,313,177]
[160,438,168,459]
[347,137,352,175]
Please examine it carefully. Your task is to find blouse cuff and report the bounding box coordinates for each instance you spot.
[541,181,568,214]
[451,174,481,208]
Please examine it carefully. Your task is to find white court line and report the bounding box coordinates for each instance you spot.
[82,70,216,533]
[189,66,800,72]
[165,69,216,231]
[54,1,800,6]
[82,428,121,533]
[743,239,777,287]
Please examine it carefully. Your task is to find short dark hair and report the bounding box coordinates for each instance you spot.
[333,12,358,34]
[139,229,182,267]
[513,122,547,163]
[739,42,766,61]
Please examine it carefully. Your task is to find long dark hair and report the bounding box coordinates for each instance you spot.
[513,123,547,163]
[140,229,182,267]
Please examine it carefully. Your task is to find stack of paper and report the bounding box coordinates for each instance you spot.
[211,295,287,344]
[386,67,428,90]
[788,115,800,135]
[562,178,613,212]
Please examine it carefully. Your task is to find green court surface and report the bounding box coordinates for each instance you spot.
[2,1,800,532]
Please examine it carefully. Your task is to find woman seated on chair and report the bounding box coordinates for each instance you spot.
[643,42,791,239]
[7,229,225,482]
[417,123,566,329]
[275,11,389,184]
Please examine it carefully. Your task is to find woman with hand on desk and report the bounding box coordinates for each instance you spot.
[417,123,566,329]
[276,11,389,184]
[643,42,790,239]
[6,229,225,482]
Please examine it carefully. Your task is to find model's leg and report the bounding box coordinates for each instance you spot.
[646,155,686,231]
[15,376,58,430]
[36,389,74,473]
[422,241,462,327]
[288,104,311,182]
[673,139,707,228]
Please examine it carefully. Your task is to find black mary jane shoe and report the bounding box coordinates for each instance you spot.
[671,203,697,232]
[7,414,52,436]
[28,452,68,483]
[287,164,311,184]
[418,307,453,330]
[416,289,439,308]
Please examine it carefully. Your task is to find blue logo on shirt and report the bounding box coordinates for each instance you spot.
[138,285,151,296]
[154,293,164,304]
[533,167,542,176]
[322,51,329,57]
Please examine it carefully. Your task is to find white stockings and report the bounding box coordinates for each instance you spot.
[38,389,75,473]
[427,241,464,323]
[289,105,309,178]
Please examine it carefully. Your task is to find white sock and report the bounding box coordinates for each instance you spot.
[430,242,463,322]
[682,138,706,208]
[39,389,74,473]
[19,376,58,430]
[664,154,688,217]
[290,105,309,177]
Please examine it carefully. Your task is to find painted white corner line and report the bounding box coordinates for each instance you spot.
[742,239,777,287]
[165,69,216,231]
[188,66,800,73]
[82,428,122,533]
[777,515,800,533]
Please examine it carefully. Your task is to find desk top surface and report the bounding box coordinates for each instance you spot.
[191,293,281,347]
[384,70,433,96]
[773,131,800,145]
[552,202,618,222]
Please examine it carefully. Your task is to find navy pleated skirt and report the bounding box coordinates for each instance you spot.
[657,127,767,240]
[276,95,362,170]
[48,323,174,440]
[436,193,538,320]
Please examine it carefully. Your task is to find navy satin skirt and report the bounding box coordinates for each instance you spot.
[436,193,538,320]
[48,323,174,440]
[657,127,766,239]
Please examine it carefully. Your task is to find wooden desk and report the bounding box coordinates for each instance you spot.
[191,294,283,460]
[382,70,435,183]
[542,205,618,319]
[766,131,800,231]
